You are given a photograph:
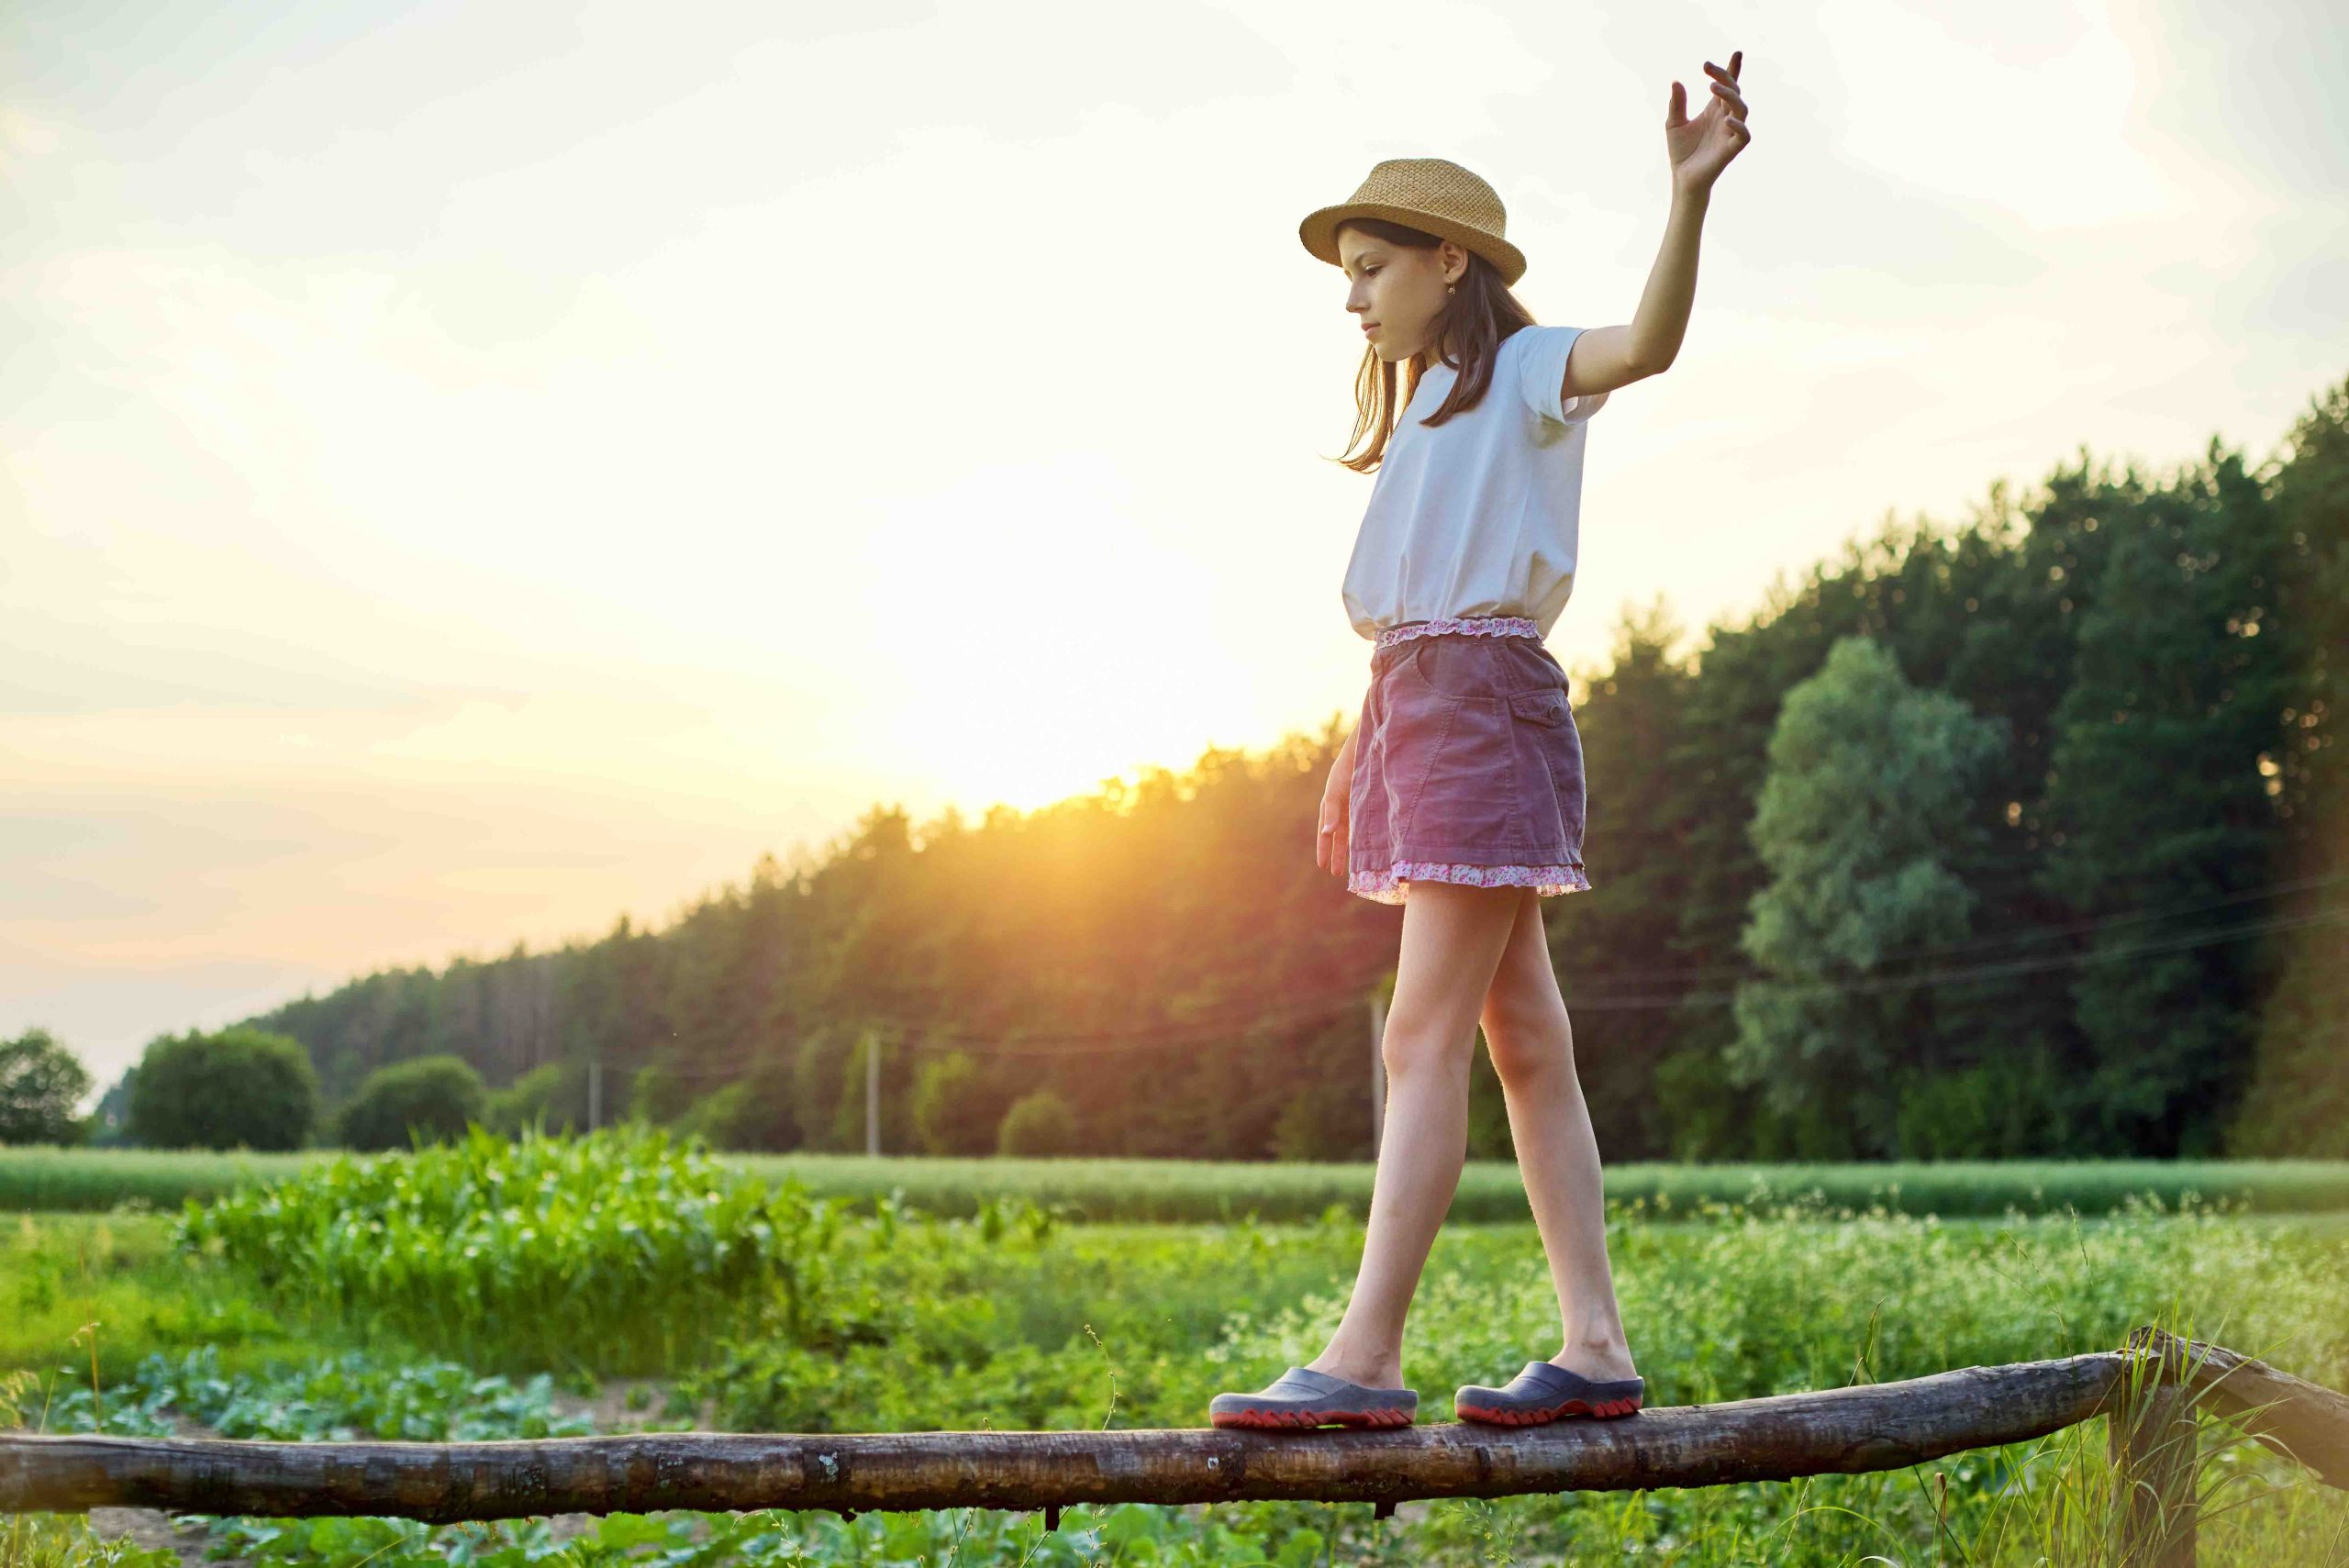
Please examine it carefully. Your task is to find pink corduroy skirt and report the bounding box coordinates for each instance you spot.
[1347,616,1592,906]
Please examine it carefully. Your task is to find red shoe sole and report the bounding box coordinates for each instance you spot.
[1454,1395,1642,1426]
[1210,1406,1415,1430]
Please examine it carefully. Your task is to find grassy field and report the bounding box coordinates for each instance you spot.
[6,1129,2349,1565]
[10,1139,2349,1219]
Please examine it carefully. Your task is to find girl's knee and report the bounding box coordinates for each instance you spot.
[1381,1025,1479,1081]
[1484,1018,1573,1084]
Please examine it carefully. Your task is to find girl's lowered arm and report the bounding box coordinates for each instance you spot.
[1561,50,1752,402]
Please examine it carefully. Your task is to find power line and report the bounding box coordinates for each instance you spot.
[1564,867,2349,990]
[638,873,2347,1055]
[343,870,2349,1076]
[618,984,1375,1072]
[610,904,2343,1073]
[1564,905,2348,1012]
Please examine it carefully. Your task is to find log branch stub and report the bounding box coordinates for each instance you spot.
[2125,1327,2349,1488]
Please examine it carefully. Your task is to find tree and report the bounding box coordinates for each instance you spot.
[674,1083,774,1151]
[1728,636,2009,1158]
[790,1026,857,1151]
[2038,447,2294,1154]
[128,1028,317,1151]
[1568,596,1701,1159]
[89,1070,137,1147]
[0,1028,94,1146]
[160,379,2344,1167]
[2227,377,2349,1156]
[2262,374,2349,874]
[719,1042,803,1152]
[913,1050,990,1155]
[2224,917,2349,1158]
[483,1062,583,1138]
[997,1089,1079,1157]
[336,1054,486,1151]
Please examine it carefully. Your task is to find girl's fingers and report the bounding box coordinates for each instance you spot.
[1319,813,1347,874]
[1703,69,1745,112]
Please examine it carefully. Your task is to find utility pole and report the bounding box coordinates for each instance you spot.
[1368,991,1388,1159]
[864,1026,881,1157]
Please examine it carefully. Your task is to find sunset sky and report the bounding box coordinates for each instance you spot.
[6,0,2343,1097]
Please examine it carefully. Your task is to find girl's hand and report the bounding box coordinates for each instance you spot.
[1665,50,1750,195]
[1316,758,1353,881]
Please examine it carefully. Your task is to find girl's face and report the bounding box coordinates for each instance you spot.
[1338,228,1464,364]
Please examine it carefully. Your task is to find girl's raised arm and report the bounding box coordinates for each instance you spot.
[1563,50,1752,402]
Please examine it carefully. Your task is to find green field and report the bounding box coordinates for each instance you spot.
[10,1140,2349,1219]
[6,1129,2348,1566]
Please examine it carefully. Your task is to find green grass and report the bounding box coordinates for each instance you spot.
[0,1210,357,1387]
[9,1128,2349,1565]
[11,1200,2349,1564]
[729,1151,2349,1222]
[11,1139,2349,1219]
[0,1145,328,1212]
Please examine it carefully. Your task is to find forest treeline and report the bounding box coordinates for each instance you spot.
[111,376,2349,1162]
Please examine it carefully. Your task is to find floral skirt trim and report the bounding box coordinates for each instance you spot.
[1349,860,1593,905]
[1375,615,1542,649]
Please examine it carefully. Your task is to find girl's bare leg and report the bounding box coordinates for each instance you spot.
[1478,887,1638,1378]
[1306,882,1523,1389]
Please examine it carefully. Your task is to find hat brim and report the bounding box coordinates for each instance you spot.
[1298,202,1526,286]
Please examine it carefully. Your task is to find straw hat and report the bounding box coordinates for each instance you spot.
[1297,157,1527,286]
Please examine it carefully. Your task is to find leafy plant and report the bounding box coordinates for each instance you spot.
[173,1123,874,1375]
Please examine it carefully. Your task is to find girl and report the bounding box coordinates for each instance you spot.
[1209,52,1751,1431]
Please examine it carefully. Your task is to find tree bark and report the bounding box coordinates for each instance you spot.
[5,1352,2128,1522]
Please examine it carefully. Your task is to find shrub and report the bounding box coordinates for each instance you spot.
[997,1088,1079,1157]
[336,1054,487,1151]
[628,1061,695,1125]
[127,1027,317,1151]
[483,1062,580,1139]
[1653,1047,1742,1161]
[174,1123,866,1375]
[1,1027,94,1146]
[674,1082,758,1149]
[1894,1052,2062,1159]
[913,1050,994,1156]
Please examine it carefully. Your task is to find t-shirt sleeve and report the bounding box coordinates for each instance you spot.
[1514,324,1609,426]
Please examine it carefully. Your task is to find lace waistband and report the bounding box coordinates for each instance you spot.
[1375,615,1542,649]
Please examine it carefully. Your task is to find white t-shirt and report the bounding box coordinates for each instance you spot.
[1341,323,1608,643]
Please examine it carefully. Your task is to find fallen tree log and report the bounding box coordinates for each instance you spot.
[0,1352,2131,1523]
[3,1332,2340,1533]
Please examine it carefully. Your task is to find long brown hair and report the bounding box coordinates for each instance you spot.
[1330,216,1536,475]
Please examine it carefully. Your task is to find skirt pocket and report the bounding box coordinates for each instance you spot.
[1508,684,1585,864]
[1507,687,1569,728]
